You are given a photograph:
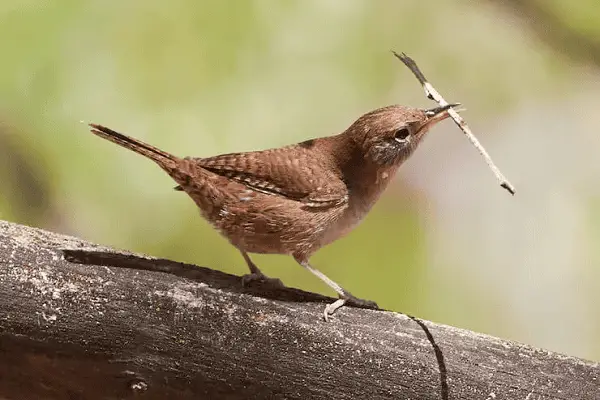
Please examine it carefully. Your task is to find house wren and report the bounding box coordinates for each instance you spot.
[88,103,456,320]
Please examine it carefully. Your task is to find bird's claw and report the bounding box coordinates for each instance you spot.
[241,272,284,288]
[323,294,379,322]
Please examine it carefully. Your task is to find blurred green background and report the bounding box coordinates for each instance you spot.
[1,1,599,361]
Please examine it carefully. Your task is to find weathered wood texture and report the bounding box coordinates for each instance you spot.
[0,220,598,400]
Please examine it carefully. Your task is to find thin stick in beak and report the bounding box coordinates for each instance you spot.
[393,51,516,196]
[425,103,461,118]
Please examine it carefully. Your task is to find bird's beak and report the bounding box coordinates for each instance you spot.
[416,103,460,134]
[425,103,460,118]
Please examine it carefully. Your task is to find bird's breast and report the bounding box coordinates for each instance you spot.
[320,166,398,245]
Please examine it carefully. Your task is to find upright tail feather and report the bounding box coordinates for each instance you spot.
[88,124,178,168]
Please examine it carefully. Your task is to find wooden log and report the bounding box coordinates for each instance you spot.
[0,220,597,399]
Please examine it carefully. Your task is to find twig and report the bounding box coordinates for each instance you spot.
[393,51,515,195]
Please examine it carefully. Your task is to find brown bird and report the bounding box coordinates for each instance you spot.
[88,103,456,320]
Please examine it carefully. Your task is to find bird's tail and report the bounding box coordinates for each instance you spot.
[88,124,178,169]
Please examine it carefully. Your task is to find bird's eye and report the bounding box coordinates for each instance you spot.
[394,128,410,142]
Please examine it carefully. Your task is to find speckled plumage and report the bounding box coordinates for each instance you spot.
[88,104,453,319]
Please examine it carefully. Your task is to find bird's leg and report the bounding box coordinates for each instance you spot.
[294,256,379,321]
[240,250,284,288]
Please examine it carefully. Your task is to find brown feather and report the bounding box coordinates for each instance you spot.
[190,142,349,209]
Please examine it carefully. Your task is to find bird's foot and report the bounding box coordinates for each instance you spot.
[323,293,379,322]
[241,272,285,288]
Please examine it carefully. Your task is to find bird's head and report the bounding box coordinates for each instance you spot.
[346,103,457,166]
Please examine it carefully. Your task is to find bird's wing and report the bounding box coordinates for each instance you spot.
[184,146,348,209]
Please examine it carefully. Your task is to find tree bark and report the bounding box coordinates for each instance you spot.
[0,220,597,400]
